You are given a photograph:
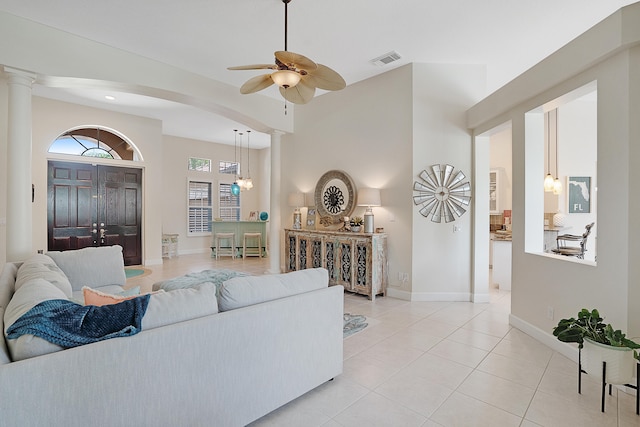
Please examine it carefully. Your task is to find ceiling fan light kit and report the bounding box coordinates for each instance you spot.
[228,0,345,105]
[271,70,301,88]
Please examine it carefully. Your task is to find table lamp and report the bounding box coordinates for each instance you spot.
[357,188,381,233]
[288,192,305,230]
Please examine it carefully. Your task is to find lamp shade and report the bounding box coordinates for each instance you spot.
[288,192,305,207]
[543,174,555,192]
[357,188,381,207]
[271,70,301,88]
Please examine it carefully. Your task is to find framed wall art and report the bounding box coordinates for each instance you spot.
[568,176,591,213]
[306,207,316,229]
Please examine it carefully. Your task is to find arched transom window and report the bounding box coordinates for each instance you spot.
[48,127,138,161]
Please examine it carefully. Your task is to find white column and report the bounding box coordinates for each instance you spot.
[268,130,283,274]
[4,67,36,262]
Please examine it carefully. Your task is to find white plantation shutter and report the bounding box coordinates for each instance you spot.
[219,183,240,221]
[188,181,212,233]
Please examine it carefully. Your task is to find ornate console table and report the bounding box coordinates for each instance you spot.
[284,229,388,300]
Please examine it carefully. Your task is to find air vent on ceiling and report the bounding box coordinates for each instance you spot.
[370,51,402,67]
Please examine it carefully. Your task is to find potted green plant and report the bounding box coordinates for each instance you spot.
[553,308,640,383]
[350,217,363,232]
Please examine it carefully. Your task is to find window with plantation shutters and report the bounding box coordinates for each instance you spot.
[188,181,212,233]
[219,183,240,221]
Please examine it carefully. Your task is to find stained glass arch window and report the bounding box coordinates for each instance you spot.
[48,127,141,161]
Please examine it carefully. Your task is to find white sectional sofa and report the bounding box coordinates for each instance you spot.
[0,245,343,427]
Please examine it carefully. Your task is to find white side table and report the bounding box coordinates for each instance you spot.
[162,234,179,258]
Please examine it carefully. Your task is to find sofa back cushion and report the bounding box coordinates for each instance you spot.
[3,278,67,361]
[142,283,219,330]
[15,254,72,298]
[47,245,126,291]
[218,268,328,312]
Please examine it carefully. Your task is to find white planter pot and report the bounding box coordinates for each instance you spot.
[582,337,635,384]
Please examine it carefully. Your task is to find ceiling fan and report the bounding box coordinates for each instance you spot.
[228,0,346,104]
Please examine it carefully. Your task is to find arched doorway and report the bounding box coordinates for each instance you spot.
[47,127,143,265]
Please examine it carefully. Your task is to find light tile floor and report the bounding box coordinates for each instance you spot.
[128,253,639,427]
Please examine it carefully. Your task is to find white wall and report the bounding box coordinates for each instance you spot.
[411,63,486,300]
[489,127,512,212]
[0,79,7,266]
[281,63,485,298]
[556,97,598,261]
[468,4,640,353]
[281,65,414,290]
[31,97,165,264]
[162,134,265,255]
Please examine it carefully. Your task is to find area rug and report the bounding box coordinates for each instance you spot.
[343,313,368,338]
[125,268,151,279]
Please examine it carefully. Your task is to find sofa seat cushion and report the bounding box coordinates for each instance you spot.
[15,254,72,298]
[218,268,329,312]
[47,245,126,291]
[142,283,219,331]
[3,278,68,361]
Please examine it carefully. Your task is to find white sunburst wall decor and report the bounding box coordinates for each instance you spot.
[413,164,472,223]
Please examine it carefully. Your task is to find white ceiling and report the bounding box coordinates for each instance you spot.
[0,0,636,148]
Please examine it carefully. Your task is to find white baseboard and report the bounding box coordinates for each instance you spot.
[411,291,471,302]
[387,288,489,304]
[386,287,412,300]
[472,293,491,303]
[509,313,578,362]
[178,248,210,256]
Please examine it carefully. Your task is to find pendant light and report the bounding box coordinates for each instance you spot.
[552,109,563,195]
[236,132,246,190]
[244,130,253,190]
[231,130,241,196]
[544,112,555,192]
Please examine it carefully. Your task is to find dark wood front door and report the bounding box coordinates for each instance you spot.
[47,161,143,265]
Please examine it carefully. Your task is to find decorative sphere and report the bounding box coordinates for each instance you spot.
[553,213,566,227]
[259,211,269,221]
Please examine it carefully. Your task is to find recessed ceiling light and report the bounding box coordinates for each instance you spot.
[104,95,116,101]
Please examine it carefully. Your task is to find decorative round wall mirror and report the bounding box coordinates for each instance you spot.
[413,163,471,223]
[314,170,356,224]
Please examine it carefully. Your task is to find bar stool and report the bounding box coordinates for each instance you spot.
[243,232,262,258]
[215,232,236,259]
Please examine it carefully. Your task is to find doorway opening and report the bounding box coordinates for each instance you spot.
[472,121,512,302]
[47,161,143,265]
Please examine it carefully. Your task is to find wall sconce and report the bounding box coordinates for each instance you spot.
[288,192,305,230]
[357,188,381,233]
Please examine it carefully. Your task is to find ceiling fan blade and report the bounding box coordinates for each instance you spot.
[279,79,316,104]
[228,64,277,71]
[240,74,275,94]
[309,64,346,91]
[275,51,318,71]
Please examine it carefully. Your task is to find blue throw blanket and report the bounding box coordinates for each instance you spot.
[6,295,150,348]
